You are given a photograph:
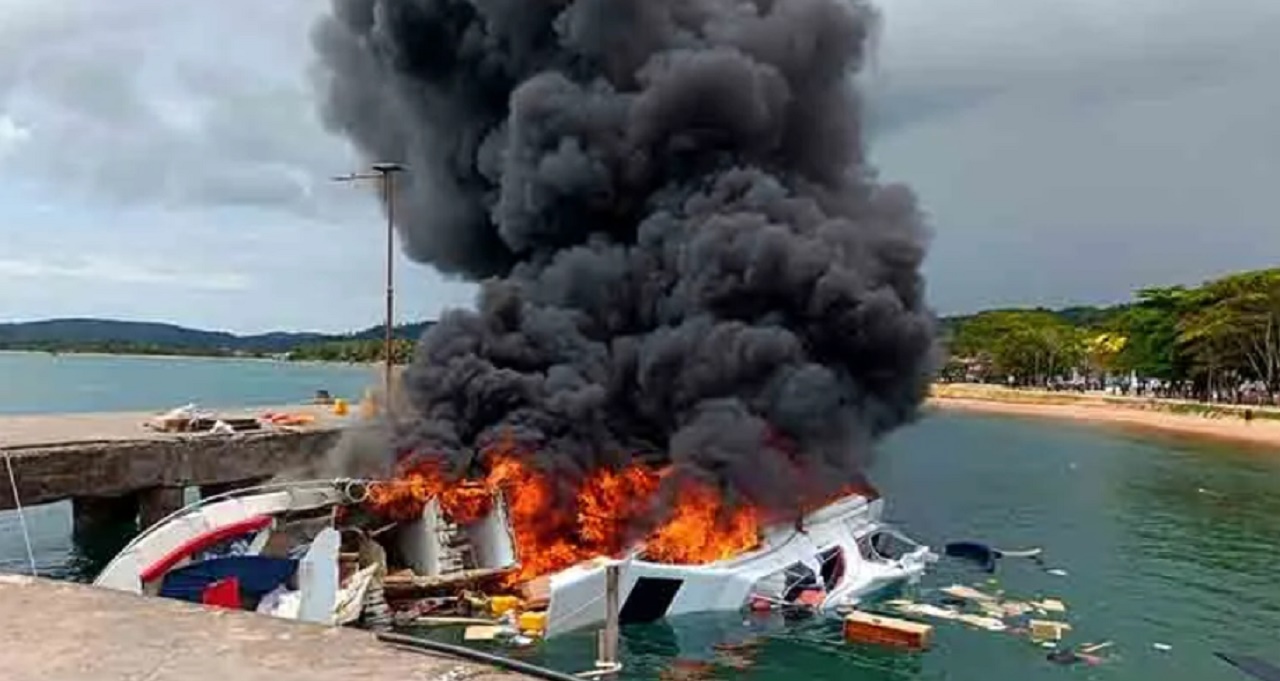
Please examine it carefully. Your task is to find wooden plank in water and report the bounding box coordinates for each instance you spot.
[843,611,933,650]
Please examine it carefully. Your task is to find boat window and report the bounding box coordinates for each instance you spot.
[193,534,256,563]
[855,533,876,561]
[864,530,917,561]
[818,547,845,591]
[782,562,821,601]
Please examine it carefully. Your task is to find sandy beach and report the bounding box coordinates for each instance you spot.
[929,384,1280,451]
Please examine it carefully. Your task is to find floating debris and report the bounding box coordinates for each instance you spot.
[463,625,509,641]
[1046,646,1107,667]
[518,611,548,637]
[943,542,1046,573]
[955,613,1007,632]
[1047,648,1083,665]
[893,602,962,621]
[844,611,933,650]
[1029,620,1072,643]
[940,584,998,603]
[944,542,998,572]
[1001,601,1035,618]
[1034,598,1067,614]
[1154,643,1173,652]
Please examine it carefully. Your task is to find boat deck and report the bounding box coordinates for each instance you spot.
[0,576,529,681]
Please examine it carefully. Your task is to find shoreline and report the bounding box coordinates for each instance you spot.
[0,348,380,368]
[929,384,1280,450]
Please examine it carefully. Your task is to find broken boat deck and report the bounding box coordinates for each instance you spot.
[0,575,533,681]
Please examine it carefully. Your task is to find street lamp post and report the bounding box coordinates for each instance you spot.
[333,163,406,401]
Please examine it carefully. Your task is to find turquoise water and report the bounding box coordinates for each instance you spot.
[0,351,378,414]
[1,354,1278,679]
[518,415,1280,680]
[0,350,378,577]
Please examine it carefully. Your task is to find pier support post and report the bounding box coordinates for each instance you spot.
[72,495,140,570]
[137,487,185,529]
[72,496,138,536]
[596,561,621,673]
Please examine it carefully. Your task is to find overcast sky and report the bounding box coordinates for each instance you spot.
[1,0,1277,333]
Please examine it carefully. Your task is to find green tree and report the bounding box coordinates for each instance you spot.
[289,338,415,364]
[950,310,1085,385]
[1177,269,1280,397]
[1108,286,1193,381]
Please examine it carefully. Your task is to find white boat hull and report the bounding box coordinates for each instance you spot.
[543,494,931,637]
[94,481,357,595]
[92,480,931,641]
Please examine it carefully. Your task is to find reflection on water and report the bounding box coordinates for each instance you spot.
[3,412,1279,680]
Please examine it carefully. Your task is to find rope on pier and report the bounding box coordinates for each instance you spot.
[3,452,38,576]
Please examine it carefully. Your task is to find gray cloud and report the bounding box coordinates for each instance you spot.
[0,0,479,333]
[868,0,1280,312]
[0,0,358,218]
[1,0,1276,332]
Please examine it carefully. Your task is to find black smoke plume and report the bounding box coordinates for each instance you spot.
[313,0,937,512]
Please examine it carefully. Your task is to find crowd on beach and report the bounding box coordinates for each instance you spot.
[938,374,1280,409]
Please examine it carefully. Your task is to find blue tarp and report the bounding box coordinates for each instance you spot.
[159,556,298,604]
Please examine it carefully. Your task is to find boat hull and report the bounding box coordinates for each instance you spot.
[543,494,932,637]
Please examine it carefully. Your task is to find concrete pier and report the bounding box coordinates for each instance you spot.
[0,575,526,681]
[0,405,347,528]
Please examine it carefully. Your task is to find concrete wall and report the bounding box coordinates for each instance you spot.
[0,429,342,511]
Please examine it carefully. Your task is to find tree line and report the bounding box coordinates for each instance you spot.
[0,339,259,358]
[286,338,415,364]
[943,268,1280,403]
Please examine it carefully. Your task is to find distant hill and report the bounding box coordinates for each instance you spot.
[938,304,1129,336]
[0,318,434,355]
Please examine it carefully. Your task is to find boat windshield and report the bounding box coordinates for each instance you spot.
[859,529,919,561]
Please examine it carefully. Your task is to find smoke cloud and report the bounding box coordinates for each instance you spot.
[312,0,937,512]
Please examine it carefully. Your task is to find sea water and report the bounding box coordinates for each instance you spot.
[2,353,1278,680]
[0,350,376,415]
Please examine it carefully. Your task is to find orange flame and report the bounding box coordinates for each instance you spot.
[365,439,781,584]
[643,482,761,564]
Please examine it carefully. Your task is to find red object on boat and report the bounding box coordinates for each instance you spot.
[201,577,242,609]
[139,515,273,583]
[795,589,826,607]
[748,595,776,611]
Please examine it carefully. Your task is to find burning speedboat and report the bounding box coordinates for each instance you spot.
[538,490,932,637]
[94,447,930,639]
